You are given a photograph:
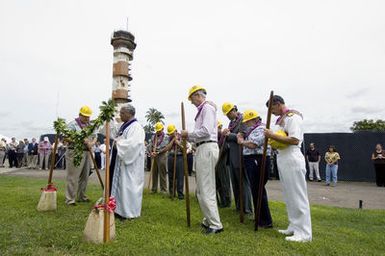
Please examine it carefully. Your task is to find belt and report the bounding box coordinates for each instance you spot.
[196,140,216,147]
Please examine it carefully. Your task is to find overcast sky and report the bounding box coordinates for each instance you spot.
[1,0,385,140]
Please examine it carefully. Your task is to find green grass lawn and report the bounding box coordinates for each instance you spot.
[0,176,384,256]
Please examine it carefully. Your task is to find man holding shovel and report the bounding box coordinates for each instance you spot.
[181,85,223,235]
[65,105,96,206]
[164,124,185,200]
[236,109,273,228]
[149,122,169,194]
[264,95,312,242]
[221,102,253,215]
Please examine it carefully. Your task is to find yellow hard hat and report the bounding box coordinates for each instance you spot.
[242,109,259,123]
[217,120,223,128]
[154,122,164,132]
[268,130,289,150]
[167,124,176,135]
[188,85,206,100]
[222,102,235,115]
[79,105,93,117]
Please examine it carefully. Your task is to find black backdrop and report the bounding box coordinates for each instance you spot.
[303,132,385,182]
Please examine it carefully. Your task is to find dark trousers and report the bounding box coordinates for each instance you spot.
[56,153,65,169]
[16,153,24,167]
[229,164,253,214]
[8,150,18,168]
[244,154,273,226]
[146,156,151,171]
[168,154,184,198]
[215,154,232,208]
[374,164,385,187]
[187,153,193,176]
[94,152,101,169]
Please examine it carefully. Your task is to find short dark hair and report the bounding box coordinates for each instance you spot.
[266,95,285,107]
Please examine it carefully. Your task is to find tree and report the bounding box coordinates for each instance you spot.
[143,108,165,133]
[350,119,385,132]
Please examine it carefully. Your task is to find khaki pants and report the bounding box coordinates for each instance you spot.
[23,153,28,166]
[39,153,49,170]
[65,150,91,204]
[0,151,5,167]
[151,152,168,193]
[195,142,223,229]
[28,155,38,169]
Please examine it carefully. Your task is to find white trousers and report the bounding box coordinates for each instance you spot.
[277,148,312,239]
[308,162,320,180]
[101,153,106,169]
[194,142,223,229]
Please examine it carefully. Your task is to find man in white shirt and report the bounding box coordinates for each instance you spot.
[181,85,223,235]
[264,95,312,243]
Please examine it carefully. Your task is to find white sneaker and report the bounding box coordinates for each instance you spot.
[285,235,312,242]
[278,229,294,236]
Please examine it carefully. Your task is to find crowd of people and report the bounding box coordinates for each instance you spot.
[52,88,311,241]
[144,87,312,240]
[2,86,384,243]
[0,137,66,170]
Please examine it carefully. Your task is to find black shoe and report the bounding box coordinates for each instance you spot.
[259,224,273,229]
[204,227,224,235]
[114,213,127,221]
[77,198,90,203]
[201,223,209,230]
[67,203,77,206]
[317,179,322,182]
[224,202,232,208]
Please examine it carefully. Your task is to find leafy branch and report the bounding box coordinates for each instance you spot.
[54,99,116,166]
